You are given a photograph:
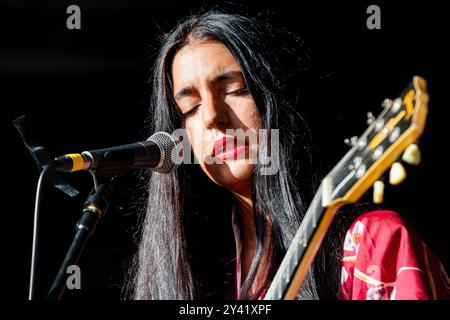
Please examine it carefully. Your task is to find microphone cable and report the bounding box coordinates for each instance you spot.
[28,166,50,300]
[27,167,98,300]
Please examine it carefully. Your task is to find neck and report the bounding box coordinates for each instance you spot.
[232,187,257,285]
[232,189,256,245]
[232,184,275,298]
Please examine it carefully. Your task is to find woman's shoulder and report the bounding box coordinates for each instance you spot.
[352,209,406,225]
[344,209,425,255]
[347,209,416,238]
[342,209,427,263]
[341,209,450,300]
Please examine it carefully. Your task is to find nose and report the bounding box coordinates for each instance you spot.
[202,93,229,130]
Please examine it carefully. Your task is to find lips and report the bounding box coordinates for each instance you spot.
[211,136,248,159]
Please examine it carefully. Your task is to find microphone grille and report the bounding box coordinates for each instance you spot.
[148,132,183,174]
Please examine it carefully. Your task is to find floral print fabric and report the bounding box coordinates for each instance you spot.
[340,210,450,300]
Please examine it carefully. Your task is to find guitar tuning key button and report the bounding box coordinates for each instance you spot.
[402,144,421,165]
[373,180,385,204]
[389,162,407,185]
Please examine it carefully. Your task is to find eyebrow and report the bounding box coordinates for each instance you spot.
[174,70,244,101]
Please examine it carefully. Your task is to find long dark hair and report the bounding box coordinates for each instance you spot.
[124,10,347,300]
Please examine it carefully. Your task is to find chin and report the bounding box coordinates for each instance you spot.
[203,160,254,191]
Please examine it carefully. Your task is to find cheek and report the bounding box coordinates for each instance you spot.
[235,101,262,130]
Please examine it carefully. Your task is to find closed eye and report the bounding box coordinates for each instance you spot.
[182,88,249,119]
[182,105,200,118]
[225,87,249,96]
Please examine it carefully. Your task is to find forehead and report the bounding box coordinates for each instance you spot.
[171,40,241,85]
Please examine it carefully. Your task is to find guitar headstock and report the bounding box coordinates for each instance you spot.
[264,76,429,300]
[322,76,429,207]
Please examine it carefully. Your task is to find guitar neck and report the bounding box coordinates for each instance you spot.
[264,181,343,300]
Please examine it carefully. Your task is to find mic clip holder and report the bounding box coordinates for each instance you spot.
[46,177,116,300]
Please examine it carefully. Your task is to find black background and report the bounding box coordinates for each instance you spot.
[1,0,449,300]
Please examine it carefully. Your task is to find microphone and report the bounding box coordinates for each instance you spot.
[53,132,183,175]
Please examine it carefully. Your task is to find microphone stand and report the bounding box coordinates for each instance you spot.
[46,176,116,300]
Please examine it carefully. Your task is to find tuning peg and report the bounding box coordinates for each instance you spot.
[381,98,393,108]
[373,180,385,204]
[344,136,358,147]
[366,112,376,125]
[389,162,407,185]
[402,144,421,165]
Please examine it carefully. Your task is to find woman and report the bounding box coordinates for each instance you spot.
[124,10,449,300]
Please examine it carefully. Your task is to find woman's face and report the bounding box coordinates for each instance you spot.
[171,40,262,194]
